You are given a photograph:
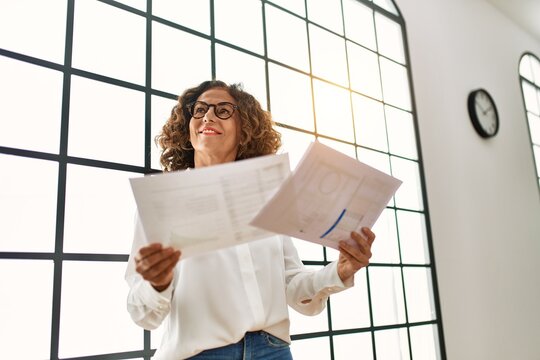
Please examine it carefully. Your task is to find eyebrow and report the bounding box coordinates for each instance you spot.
[196,100,236,105]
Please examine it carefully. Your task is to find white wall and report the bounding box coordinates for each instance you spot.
[397,0,540,359]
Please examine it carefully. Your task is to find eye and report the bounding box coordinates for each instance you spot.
[217,106,232,116]
[193,104,207,114]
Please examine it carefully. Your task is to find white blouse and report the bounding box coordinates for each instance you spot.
[125,219,354,359]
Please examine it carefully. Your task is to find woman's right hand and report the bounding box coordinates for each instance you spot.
[135,243,181,292]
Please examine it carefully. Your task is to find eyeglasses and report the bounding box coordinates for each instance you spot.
[187,101,238,120]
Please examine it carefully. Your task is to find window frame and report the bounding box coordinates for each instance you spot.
[519,52,540,199]
[0,0,447,359]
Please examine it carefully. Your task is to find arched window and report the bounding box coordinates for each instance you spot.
[519,53,540,191]
[0,0,444,359]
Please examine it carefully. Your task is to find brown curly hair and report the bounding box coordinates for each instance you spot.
[155,80,282,171]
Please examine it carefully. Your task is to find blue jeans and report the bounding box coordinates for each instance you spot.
[187,331,293,359]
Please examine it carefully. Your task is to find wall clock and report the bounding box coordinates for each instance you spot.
[467,89,499,138]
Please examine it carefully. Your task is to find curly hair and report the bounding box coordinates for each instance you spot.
[155,80,282,171]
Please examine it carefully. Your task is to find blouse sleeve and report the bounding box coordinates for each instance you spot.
[124,214,177,330]
[282,236,354,316]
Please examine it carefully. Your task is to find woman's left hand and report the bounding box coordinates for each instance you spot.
[337,227,376,282]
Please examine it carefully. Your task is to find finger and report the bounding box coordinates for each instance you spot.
[137,247,176,272]
[339,244,369,269]
[350,232,368,253]
[349,233,372,258]
[339,245,358,265]
[150,251,181,283]
[361,227,376,246]
[339,241,370,265]
[149,255,181,286]
[145,256,178,285]
[141,250,181,282]
[136,243,163,261]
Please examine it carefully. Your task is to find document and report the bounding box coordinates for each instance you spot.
[129,154,290,258]
[250,141,402,250]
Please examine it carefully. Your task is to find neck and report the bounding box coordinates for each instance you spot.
[194,151,237,168]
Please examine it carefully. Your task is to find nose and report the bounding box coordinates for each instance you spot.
[202,105,217,122]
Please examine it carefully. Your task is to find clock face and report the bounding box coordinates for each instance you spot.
[467,89,499,138]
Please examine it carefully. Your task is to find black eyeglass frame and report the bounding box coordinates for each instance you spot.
[187,101,239,120]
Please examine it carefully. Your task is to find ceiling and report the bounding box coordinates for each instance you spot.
[485,0,540,42]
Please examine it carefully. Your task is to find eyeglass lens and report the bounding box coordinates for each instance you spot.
[191,101,236,120]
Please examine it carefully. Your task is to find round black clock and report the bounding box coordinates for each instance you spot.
[467,89,499,138]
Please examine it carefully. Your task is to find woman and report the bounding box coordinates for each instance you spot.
[125,80,375,359]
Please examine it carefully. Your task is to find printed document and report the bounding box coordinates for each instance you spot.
[250,141,402,250]
[129,154,290,258]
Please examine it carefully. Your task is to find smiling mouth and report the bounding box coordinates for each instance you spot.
[199,128,222,135]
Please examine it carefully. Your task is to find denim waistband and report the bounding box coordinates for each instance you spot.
[187,331,292,360]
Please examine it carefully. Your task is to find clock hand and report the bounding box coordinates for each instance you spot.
[475,99,487,114]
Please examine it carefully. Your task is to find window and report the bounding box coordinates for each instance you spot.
[0,0,445,359]
[519,53,540,191]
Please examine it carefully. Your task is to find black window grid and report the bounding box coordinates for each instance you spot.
[519,52,540,200]
[0,0,447,359]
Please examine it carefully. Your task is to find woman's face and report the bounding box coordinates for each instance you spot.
[189,88,241,165]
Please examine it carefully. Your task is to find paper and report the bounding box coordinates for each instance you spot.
[129,154,290,258]
[250,141,402,250]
